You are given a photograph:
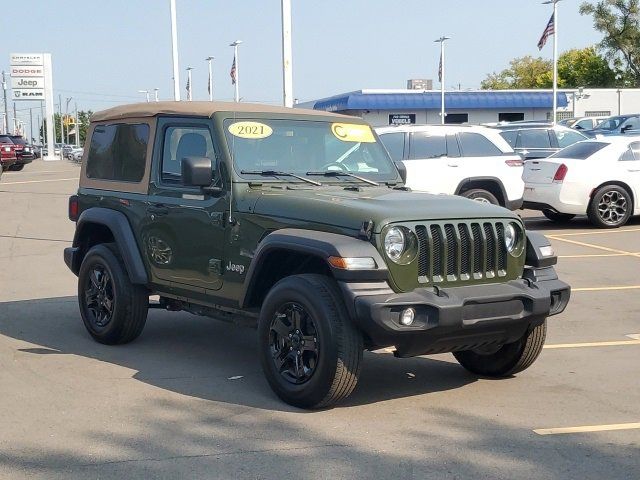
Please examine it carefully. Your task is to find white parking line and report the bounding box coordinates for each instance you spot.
[544,339,640,349]
[558,253,639,258]
[547,235,640,259]
[626,334,640,340]
[572,285,640,292]
[534,422,640,435]
[0,177,78,185]
[549,227,640,237]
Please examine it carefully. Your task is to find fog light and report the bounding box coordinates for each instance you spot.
[400,308,415,326]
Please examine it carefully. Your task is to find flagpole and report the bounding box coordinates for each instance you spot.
[435,36,450,125]
[281,0,293,108]
[552,0,558,125]
[230,40,242,102]
[206,56,214,101]
[169,0,180,101]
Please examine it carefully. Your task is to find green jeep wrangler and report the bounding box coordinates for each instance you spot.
[64,102,570,409]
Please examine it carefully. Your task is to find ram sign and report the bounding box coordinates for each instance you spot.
[12,89,45,100]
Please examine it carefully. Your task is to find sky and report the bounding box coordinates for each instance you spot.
[2,0,603,126]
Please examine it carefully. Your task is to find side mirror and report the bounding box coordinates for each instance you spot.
[394,161,407,183]
[621,125,633,133]
[182,156,216,187]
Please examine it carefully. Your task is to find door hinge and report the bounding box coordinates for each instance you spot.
[210,212,225,227]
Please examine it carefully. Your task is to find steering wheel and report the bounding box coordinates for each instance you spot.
[321,162,348,172]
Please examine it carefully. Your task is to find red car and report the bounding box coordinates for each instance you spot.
[0,135,18,171]
[9,135,35,171]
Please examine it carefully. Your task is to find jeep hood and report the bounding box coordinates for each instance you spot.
[249,186,517,233]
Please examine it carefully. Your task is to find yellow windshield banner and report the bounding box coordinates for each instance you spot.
[331,123,376,143]
[228,121,273,139]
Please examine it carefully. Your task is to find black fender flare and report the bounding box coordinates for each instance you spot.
[71,207,149,284]
[239,228,388,308]
[525,231,557,268]
[454,176,508,204]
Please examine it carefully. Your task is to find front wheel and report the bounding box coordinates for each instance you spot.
[453,321,546,377]
[258,274,363,409]
[8,164,25,171]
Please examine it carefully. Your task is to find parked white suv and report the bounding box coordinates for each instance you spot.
[376,124,524,209]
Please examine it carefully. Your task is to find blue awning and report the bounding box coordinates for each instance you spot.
[312,91,569,112]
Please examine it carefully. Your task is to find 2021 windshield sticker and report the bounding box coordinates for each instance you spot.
[228,121,273,139]
[331,123,375,143]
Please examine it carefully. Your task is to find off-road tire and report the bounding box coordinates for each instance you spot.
[542,209,575,223]
[258,274,363,409]
[8,164,25,171]
[453,321,547,377]
[461,188,500,206]
[78,243,148,345]
[587,184,632,228]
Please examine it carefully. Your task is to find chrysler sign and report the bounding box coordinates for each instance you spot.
[10,53,44,66]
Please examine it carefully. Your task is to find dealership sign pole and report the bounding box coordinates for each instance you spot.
[10,53,56,160]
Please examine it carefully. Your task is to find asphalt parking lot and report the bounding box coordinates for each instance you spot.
[1,160,638,480]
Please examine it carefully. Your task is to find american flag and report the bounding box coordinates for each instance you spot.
[207,71,212,95]
[438,51,442,83]
[537,13,555,50]
[230,56,237,85]
[185,75,191,96]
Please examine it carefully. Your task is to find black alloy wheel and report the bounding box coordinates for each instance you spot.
[84,265,115,329]
[269,302,320,385]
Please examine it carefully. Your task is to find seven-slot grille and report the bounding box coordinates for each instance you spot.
[415,221,508,284]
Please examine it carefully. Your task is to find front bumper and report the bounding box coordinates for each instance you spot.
[340,267,569,357]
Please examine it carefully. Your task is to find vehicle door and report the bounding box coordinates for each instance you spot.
[618,141,640,208]
[516,129,554,159]
[141,117,228,292]
[620,116,640,135]
[404,131,457,193]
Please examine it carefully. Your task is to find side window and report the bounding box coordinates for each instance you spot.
[622,117,640,130]
[518,129,552,149]
[446,134,460,158]
[499,130,518,148]
[620,142,640,161]
[556,130,586,148]
[378,132,405,161]
[161,126,215,184]
[574,119,592,130]
[409,133,447,159]
[457,132,502,157]
[86,123,149,182]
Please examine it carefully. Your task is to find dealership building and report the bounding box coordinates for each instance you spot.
[299,87,640,126]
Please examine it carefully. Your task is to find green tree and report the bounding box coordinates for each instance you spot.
[39,110,93,145]
[580,0,640,86]
[481,49,616,89]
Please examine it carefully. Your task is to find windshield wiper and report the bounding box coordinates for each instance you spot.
[241,170,322,186]
[306,171,379,186]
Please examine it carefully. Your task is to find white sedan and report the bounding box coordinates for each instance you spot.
[523,136,640,228]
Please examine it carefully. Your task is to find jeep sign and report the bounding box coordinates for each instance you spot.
[11,77,44,89]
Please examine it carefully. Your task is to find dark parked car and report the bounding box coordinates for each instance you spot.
[0,135,18,171]
[582,114,640,137]
[9,135,36,171]
[490,123,588,160]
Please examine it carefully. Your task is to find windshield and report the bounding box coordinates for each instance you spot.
[224,119,398,182]
[10,136,26,145]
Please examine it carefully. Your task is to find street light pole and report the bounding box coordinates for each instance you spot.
[154,88,159,102]
[169,0,181,101]
[74,102,79,147]
[65,97,72,145]
[543,0,561,124]
[206,56,214,101]
[1,71,8,134]
[434,36,450,125]
[230,40,242,102]
[281,0,293,107]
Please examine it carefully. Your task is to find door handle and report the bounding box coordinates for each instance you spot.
[447,163,459,167]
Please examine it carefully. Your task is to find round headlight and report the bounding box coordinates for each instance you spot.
[384,227,406,262]
[504,223,519,253]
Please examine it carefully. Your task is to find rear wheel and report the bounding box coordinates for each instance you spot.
[78,244,148,345]
[258,274,363,409]
[587,185,632,228]
[542,209,575,223]
[8,164,25,171]
[461,188,500,206]
[453,321,546,377]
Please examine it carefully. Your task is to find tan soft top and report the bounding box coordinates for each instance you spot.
[91,101,350,123]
